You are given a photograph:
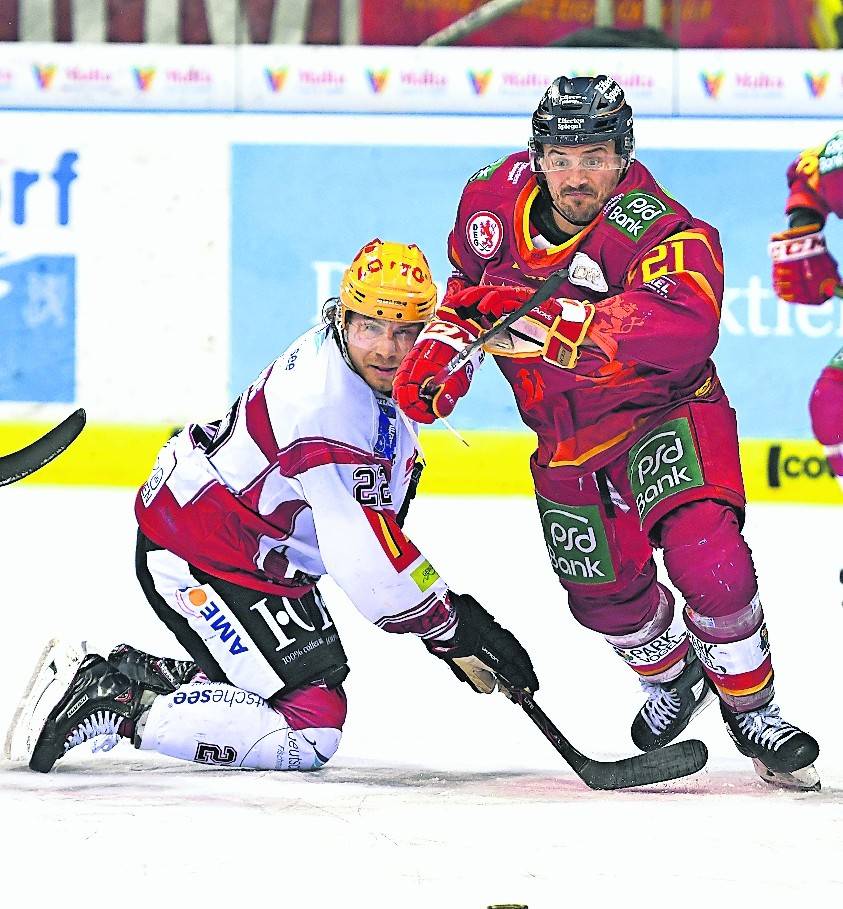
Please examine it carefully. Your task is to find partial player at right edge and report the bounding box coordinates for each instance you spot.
[769,131,843,490]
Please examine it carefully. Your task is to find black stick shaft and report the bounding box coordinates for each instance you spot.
[0,408,86,487]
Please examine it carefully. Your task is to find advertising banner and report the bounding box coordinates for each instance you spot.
[236,44,673,114]
[230,136,843,442]
[0,111,229,425]
[677,49,843,116]
[0,42,235,110]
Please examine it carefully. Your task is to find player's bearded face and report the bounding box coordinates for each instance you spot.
[542,141,623,228]
[345,313,424,394]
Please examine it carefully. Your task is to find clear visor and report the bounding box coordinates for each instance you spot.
[343,313,424,350]
[529,144,624,174]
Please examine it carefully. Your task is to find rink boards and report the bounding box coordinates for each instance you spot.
[0,111,842,503]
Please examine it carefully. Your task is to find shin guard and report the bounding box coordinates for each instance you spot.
[685,593,774,712]
[604,585,690,684]
[138,679,345,770]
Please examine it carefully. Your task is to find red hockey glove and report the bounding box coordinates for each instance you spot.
[394,311,483,424]
[769,225,841,305]
[474,285,595,369]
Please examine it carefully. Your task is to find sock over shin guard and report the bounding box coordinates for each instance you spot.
[659,500,774,711]
[603,583,690,684]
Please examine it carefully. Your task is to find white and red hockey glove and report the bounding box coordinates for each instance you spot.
[475,285,595,368]
[393,286,488,424]
[425,592,539,695]
[769,224,841,305]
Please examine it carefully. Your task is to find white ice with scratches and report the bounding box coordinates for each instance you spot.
[0,487,841,907]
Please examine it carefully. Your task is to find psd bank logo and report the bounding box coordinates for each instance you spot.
[33,64,57,89]
[366,68,389,93]
[264,67,288,92]
[133,67,156,91]
[700,71,725,98]
[468,69,493,95]
[805,72,829,98]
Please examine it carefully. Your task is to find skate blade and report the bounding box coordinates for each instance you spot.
[4,639,88,762]
[691,680,718,720]
[751,758,821,792]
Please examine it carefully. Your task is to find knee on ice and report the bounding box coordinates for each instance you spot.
[283,726,342,771]
[269,683,347,771]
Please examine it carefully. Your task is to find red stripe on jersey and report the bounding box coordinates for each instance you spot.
[361,505,420,572]
[245,383,279,462]
[277,437,380,477]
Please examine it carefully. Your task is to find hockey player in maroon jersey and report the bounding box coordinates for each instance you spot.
[769,132,843,487]
[8,240,538,774]
[395,75,819,789]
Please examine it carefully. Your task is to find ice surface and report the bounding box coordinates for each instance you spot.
[0,487,841,907]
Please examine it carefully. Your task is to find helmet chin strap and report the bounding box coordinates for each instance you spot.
[332,306,356,371]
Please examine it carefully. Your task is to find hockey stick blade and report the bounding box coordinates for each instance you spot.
[504,684,708,790]
[424,267,570,395]
[0,408,86,487]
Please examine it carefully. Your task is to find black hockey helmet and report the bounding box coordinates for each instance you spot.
[529,74,635,167]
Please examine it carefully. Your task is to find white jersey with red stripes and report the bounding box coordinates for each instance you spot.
[135,324,455,641]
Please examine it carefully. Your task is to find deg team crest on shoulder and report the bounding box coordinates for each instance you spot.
[466,211,504,259]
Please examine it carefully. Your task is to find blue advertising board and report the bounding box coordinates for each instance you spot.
[0,254,75,402]
[231,143,843,440]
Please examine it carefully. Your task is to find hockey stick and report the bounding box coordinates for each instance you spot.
[0,408,86,487]
[422,267,570,397]
[500,681,708,790]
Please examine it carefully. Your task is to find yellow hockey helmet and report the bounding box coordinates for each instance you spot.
[339,238,437,324]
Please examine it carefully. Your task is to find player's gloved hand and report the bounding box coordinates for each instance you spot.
[425,592,539,695]
[474,285,595,369]
[769,224,841,305]
[393,307,483,424]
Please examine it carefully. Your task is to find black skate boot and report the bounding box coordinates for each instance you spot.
[720,701,820,790]
[108,643,199,694]
[29,654,146,773]
[631,652,716,751]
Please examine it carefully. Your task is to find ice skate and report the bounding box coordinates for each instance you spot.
[720,701,820,791]
[4,639,88,762]
[108,643,199,694]
[631,652,716,751]
[27,653,147,773]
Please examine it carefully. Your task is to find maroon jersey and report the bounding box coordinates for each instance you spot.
[785,131,843,219]
[444,152,725,475]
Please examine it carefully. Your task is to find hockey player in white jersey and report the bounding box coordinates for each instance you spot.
[9,239,538,773]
